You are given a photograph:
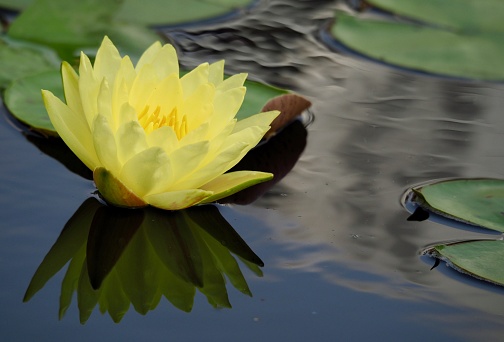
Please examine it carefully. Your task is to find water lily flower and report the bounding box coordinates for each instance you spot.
[42,37,279,210]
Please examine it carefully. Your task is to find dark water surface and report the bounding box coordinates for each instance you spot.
[2,0,504,341]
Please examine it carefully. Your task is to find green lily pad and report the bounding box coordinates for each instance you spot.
[4,69,287,136]
[367,0,504,32]
[329,12,504,80]
[7,0,159,59]
[117,0,254,26]
[4,70,61,135]
[0,0,254,24]
[0,37,59,90]
[427,240,504,286]
[7,0,121,51]
[412,178,504,233]
[0,0,32,10]
[236,79,287,120]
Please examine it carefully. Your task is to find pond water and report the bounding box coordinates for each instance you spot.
[2,0,504,341]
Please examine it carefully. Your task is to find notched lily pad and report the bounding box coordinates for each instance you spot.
[424,240,504,287]
[404,178,504,287]
[406,178,504,233]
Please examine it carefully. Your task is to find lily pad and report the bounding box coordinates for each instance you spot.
[4,69,288,136]
[410,178,504,233]
[4,70,61,135]
[236,80,287,121]
[329,11,504,80]
[7,0,159,59]
[117,0,255,26]
[426,240,504,286]
[0,0,32,10]
[366,0,504,32]
[0,38,58,90]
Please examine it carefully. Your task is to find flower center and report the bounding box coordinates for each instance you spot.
[138,105,187,139]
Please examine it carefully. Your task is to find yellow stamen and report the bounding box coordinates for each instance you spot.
[137,105,188,139]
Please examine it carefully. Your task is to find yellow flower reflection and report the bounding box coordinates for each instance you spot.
[24,199,264,323]
[42,37,279,209]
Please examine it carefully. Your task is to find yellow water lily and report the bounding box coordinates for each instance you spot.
[42,37,279,210]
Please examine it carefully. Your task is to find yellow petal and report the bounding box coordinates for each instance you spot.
[42,90,98,170]
[135,41,162,71]
[171,141,248,191]
[119,147,172,197]
[216,73,247,93]
[233,110,279,134]
[180,63,209,99]
[199,171,273,203]
[92,115,121,174]
[94,36,122,87]
[180,83,215,131]
[116,56,136,88]
[178,122,209,147]
[149,44,179,80]
[78,52,100,127]
[129,64,158,113]
[145,73,182,119]
[146,126,178,153]
[208,60,224,85]
[223,126,268,158]
[112,57,136,122]
[205,119,236,156]
[168,141,209,187]
[116,120,149,164]
[61,62,83,116]
[94,167,147,208]
[115,101,138,130]
[144,189,213,210]
[97,79,114,128]
[208,86,245,136]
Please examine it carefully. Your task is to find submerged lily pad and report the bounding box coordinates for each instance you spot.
[410,178,504,232]
[329,10,504,80]
[426,240,504,286]
[4,69,288,136]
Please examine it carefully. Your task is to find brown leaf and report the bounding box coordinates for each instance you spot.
[262,94,311,138]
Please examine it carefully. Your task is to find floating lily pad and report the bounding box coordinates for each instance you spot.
[7,0,159,59]
[236,80,287,121]
[0,0,32,10]
[329,11,504,80]
[4,70,61,135]
[410,178,504,233]
[426,240,504,286]
[366,0,504,32]
[4,68,288,136]
[0,38,58,90]
[117,0,255,26]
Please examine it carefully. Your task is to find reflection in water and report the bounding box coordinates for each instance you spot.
[24,198,263,323]
[161,0,504,335]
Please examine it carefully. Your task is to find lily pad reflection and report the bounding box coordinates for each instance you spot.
[24,198,263,323]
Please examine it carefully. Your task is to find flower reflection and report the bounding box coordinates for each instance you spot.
[24,198,263,323]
